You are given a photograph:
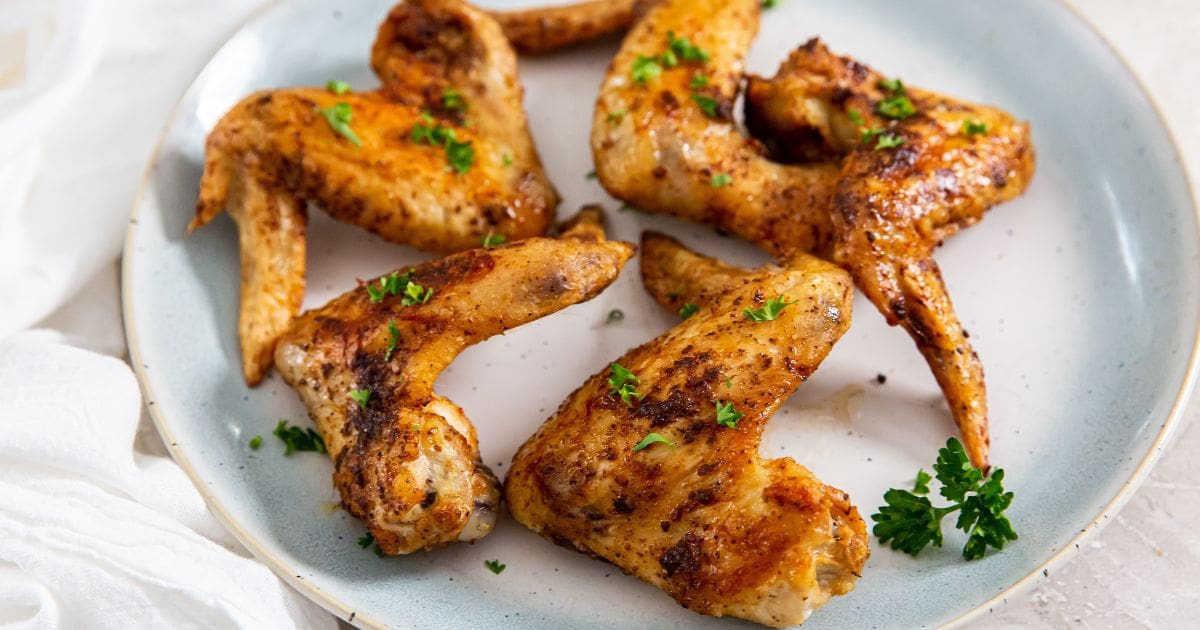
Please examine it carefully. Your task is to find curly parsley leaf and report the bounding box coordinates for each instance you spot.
[743,295,797,322]
[714,400,743,428]
[273,420,326,455]
[608,363,642,405]
[632,432,676,451]
[871,438,1017,560]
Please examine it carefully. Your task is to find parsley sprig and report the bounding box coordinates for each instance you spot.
[484,559,506,574]
[632,432,676,451]
[631,31,710,85]
[358,532,384,557]
[714,400,742,428]
[743,295,797,322]
[871,438,1018,560]
[876,77,916,120]
[608,363,642,405]
[366,270,433,306]
[314,102,362,147]
[273,420,326,455]
[411,112,475,174]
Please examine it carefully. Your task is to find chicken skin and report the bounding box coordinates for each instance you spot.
[506,244,868,627]
[591,0,1035,469]
[190,0,558,385]
[490,0,642,54]
[275,209,633,554]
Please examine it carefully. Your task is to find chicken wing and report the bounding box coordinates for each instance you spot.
[591,0,1035,469]
[506,248,868,627]
[274,208,632,554]
[490,0,642,54]
[190,0,558,385]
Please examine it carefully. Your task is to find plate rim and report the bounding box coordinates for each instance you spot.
[119,1,1200,628]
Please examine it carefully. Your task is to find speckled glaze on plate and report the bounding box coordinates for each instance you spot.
[122,0,1200,627]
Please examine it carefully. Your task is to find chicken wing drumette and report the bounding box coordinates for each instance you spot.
[490,0,643,54]
[506,243,867,627]
[275,209,632,554]
[591,0,1035,469]
[190,0,558,384]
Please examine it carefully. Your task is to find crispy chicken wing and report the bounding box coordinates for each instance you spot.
[591,0,1035,469]
[190,0,558,385]
[506,247,867,627]
[490,0,641,54]
[274,208,632,554]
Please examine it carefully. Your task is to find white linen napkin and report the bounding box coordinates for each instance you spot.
[0,330,336,629]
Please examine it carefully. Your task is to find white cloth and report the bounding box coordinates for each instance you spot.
[0,0,335,627]
[0,331,334,629]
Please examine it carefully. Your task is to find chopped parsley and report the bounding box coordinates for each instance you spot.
[607,309,625,324]
[874,133,905,150]
[724,377,733,389]
[690,75,710,90]
[710,172,732,187]
[401,281,434,306]
[633,432,676,451]
[679,303,699,319]
[366,270,432,306]
[442,87,467,112]
[762,0,779,7]
[714,400,743,428]
[484,559,506,574]
[743,295,797,321]
[871,438,1018,560]
[878,77,906,94]
[963,119,989,135]
[248,435,263,450]
[350,388,372,408]
[667,31,710,64]
[384,319,400,361]
[357,532,383,557]
[314,102,362,147]
[444,138,475,174]
[481,232,506,248]
[692,93,719,118]
[606,109,628,123]
[273,420,326,455]
[631,55,663,84]
[875,77,915,120]
[326,80,351,95]
[502,153,513,166]
[607,363,642,406]
[411,115,474,174]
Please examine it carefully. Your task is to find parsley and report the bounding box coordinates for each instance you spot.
[411,117,474,174]
[607,309,625,324]
[743,295,797,321]
[762,0,779,7]
[633,432,676,451]
[874,133,905,150]
[481,232,506,248]
[877,95,916,120]
[484,559,506,574]
[358,532,384,557]
[273,420,326,455]
[878,77,906,94]
[724,377,732,389]
[692,94,719,118]
[502,153,513,166]
[964,119,988,135]
[607,363,642,405]
[326,80,351,95]
[401,281,434,306]
[350,388,372,408]
[384,319,400,361]
[606,109,628,123]
[248,435,263,450]
[366,271,431,306]
[442,88,467,112]
[586,170,597,180]
[667,31,710,63]
[314,103,362,147]
[871,438,1018,560]
[690,74,710,90]
[444,138,475,175]
[679,303,699,319]
[366,272,402,302]
[710,172,731,187]
[632,55,663,84]
[714,400,743,428]
[848,109,864,126]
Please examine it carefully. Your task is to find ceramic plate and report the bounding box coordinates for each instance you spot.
[123,0,1200,627]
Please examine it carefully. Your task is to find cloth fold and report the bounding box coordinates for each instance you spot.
[0,331,335,630]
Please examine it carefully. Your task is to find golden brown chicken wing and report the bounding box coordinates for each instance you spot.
[190,0,558,385]
[506,244,867,627]
[591,0,1034,469]
[490,0,642,54]
[275,209,633,554]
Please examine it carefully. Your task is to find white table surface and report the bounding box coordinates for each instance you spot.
[38,1,1200,627]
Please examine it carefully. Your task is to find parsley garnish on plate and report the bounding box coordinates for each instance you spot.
[384,319,400,361]
[481,232,506,248]
[710,172,732,188]
[607,363,642,405]
[326,80,351,95]
[679,303,699,319]
[871,438,1018,560]
[761,0,779,7]
[743,295,797,321]
[963,119,989,135]
[248,435,263,450]
[314,102,362,147]
[358,532,384,557]
[273,420,326,455]
[632,432,676,451]
[714,400,743,428]
[442,88,467,112]
[484,559,506,574]
[350,388,372,408]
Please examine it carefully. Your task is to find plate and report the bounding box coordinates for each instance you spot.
[122,0,1200,627]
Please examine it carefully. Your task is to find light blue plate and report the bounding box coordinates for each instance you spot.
[123,0,1200,627]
